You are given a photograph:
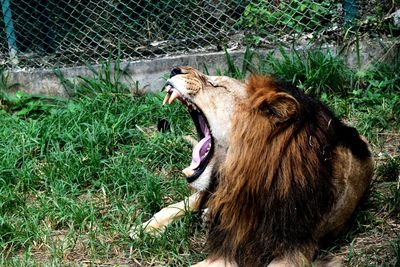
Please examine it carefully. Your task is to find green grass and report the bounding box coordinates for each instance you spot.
[1,50,399,266]
[0,70,206,265]
[260,48,353,95]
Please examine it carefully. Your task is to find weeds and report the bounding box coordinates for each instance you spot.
[377,156,400,182]
[260,48,353,95]
[0,68,19,92]
[1,69,66,119]
[217,47,255,79]
[55,54,134,97]
[391,235,400,267]
[0,68,20,111]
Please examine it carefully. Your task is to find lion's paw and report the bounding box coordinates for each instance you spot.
[128,224,143,240]
[129,219,165,240]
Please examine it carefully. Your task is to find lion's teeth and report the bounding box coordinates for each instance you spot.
[162,93,171,105]
[165,84,172,93]
[182,167,194,177]
[168,90,180,104]
[187,102,197,110]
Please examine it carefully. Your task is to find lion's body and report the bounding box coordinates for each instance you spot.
[205,76,374,266]
[132,67,374,267]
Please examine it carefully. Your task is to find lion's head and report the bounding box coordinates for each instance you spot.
[163,66,373,266]
[163,66,246,191]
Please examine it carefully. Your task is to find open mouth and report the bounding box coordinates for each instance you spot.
[163,82,214,183]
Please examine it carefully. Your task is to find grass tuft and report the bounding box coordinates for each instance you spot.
[260,48,353,95]
[377,156,400,182]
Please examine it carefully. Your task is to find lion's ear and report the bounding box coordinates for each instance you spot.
[257,92,299,123]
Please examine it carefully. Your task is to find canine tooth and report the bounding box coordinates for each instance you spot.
[168,90,180,104]
[162,93,171,105]
[182,167,194,177]
[165,84,172,93]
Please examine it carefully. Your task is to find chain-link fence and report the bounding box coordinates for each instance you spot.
[0,0,397,68]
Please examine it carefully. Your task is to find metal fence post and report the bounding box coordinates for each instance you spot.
[1,0,18,65]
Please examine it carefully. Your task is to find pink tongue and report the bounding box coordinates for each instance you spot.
[189,135,211,169]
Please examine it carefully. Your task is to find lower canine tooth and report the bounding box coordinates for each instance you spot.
[182,167,194,177]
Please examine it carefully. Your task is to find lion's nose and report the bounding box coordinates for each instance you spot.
[170,67,182,78]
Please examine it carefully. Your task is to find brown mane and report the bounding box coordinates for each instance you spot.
[206,75,347,265]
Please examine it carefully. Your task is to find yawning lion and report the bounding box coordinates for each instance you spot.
[130,66,374,267]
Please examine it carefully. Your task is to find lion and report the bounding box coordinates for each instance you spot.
[130,66,374,267]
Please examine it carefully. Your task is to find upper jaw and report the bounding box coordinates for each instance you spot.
[162,77,198,106]
[163,75,214,185]
[163,79,182,105]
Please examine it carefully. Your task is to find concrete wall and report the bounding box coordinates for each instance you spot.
[6,37,397,97]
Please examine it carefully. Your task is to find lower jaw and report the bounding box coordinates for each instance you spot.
[186,171,202,184]
[185,147,214,184]
[187,167,212,191]
[185,160,210,184]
